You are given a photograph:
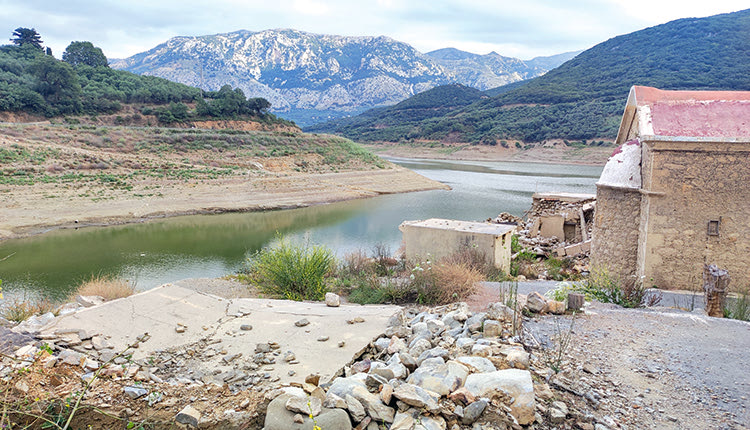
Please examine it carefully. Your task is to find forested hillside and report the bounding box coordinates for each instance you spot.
[0,30,284,126]
[311,9,750,144]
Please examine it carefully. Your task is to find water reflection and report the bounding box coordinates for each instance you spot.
[0,158,602,299]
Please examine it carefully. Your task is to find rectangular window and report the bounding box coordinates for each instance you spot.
[707,220,720,236]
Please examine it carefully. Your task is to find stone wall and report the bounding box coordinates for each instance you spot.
[590,185,641,284]
[638,142,750,291]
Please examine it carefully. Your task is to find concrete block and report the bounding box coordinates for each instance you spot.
[539,215,565,239]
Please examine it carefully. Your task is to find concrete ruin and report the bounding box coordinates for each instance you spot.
[591,85,750,289]
[527,193,595,258]
[399,219,515,272]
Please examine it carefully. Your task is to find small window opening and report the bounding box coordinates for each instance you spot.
[707,220,720,236]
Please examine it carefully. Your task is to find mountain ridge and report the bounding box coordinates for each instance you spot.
[111,29,577,126]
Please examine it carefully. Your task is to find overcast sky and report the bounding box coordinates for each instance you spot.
[1,1,747,60]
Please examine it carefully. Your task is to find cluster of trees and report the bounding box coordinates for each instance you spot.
[0,28,274,122]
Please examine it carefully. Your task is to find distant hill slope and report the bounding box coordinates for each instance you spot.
[111,29,574,126]
[306,83,485,139]
[313,9,750,144]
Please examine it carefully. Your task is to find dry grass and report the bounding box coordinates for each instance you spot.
[71,275,136,302]
[1,296,54,322]
[431,262,483,304]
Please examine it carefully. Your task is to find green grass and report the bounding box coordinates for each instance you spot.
[245,238,336,301]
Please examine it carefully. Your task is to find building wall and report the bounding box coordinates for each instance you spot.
[638,141,750,290]
[591,185,642,284]
[400,226,512,272]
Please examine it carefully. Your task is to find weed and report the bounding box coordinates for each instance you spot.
[724,287,750,321]
[71,275,135,302]
[0,293,54,322]
[549,313,577,373]
[246,237,335,301]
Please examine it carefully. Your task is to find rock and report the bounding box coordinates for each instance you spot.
[547,300,566,315]
[366,373,388,390]
[391,412,446,430]
[464,369,535,425]
[504,348,530,370]
[373,337,391,352]
[240,324,253,331]
[535,383,555,401]
[264,394,352,430]
[90,335,112,350]
[407,358,468,397]
[486,303,515,323]
[391,383,440,413]
[76,295,105,307]
[318,336,330,342]
[293,414,304,424]
[387,336,407,355]
[470,344,492,357]
[124,386,148,399]
[448,387,477,406]
[416,347,450,366]
[346,394,367,422]
[58,349,83,366]
[482,320,502,337]
[426,319,446,335]
[380,384,393,404]
[176,405,201,428]
[294,318,310,327]
[455,338,475,351]
[351,359,371,374]
[462,400,487,425]
[408,338,432,358]
[325,292,341,307]
[455,356,496,373]
[370,366,395,381]
[526,292,548,313]
[14,381,29,394]
[305,374,321,386]
[286,395,322,417]
[550,400,568,423]
[324,392,347,409]
[328,377,394,423]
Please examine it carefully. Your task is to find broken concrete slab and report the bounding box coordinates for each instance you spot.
[39,284,400,385]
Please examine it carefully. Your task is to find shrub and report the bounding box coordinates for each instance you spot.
[1,293,54,322]
[72,275,135,301]
[409,260,483,305]
[725,288,750,321]
[247,238,335,301]
[547,267,658,308]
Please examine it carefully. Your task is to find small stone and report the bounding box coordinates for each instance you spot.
[176,405,201,427]
[175,325,187,333]
[462,400,488,425]
[351,359,371,374]
[305,374,321,386]
[286,395,322,417]
[547,300,566,315]
[293,414,304,424]
[14,381,29,394]
[483,320,502,337]
[295,318,310,327]
[317,336,329,342]
[380,384,393,404]
[240,324,253,331]
[324,392,347,409]
[124,386,148,399]
[325,292,341,307]
[526,291,548,313]
[338,341,346,348]
[346,394,367,422]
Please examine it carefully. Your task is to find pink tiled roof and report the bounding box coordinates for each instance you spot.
[631,86,750,138]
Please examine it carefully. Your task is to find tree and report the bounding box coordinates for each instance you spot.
[29,56,81,114]
[10,28,43,50]
[63,41,108,67]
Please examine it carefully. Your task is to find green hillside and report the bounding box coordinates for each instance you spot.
[306,83,484,140]
[0,41,285,126]
[310,9,750,144]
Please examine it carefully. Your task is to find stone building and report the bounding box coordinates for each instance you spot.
[591,86,750,290]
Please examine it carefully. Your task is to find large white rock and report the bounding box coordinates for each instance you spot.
[464,369,535,425]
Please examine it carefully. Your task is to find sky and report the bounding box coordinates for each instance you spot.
[1,0,747,60]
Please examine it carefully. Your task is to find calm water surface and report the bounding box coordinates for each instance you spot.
[0,158,602,300]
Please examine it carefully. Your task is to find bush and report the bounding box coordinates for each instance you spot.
[1,293,54,322]
[725,288,750,321]
[409,260,483,305]
[547,267,657,308]
[71,275,135,301]
[247,238,335,301]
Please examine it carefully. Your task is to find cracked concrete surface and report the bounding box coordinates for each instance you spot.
[38,284,400,385]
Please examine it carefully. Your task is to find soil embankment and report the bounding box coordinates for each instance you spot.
[0,123,447,240]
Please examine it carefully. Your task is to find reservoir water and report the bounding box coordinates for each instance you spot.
[0,158,602,301]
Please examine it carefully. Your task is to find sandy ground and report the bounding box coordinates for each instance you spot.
[0,166,446,240]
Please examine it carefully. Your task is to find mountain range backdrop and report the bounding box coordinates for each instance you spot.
[3,8,749,146]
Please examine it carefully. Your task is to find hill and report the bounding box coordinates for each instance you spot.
[111,29,574,126]
[312,9,750,145]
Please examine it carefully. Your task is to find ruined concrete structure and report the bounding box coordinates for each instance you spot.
[399,219,515,272]
[591,86,750,289]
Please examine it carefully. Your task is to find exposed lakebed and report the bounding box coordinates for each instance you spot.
[0,158,602,300]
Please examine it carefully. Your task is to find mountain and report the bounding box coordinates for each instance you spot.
[306,83,485,140]
[425,48,580,91]
[311,9,750,144]
[111,29,573,126]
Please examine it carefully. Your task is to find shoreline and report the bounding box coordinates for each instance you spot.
[363,143,612,166]
[0,167,448,242]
